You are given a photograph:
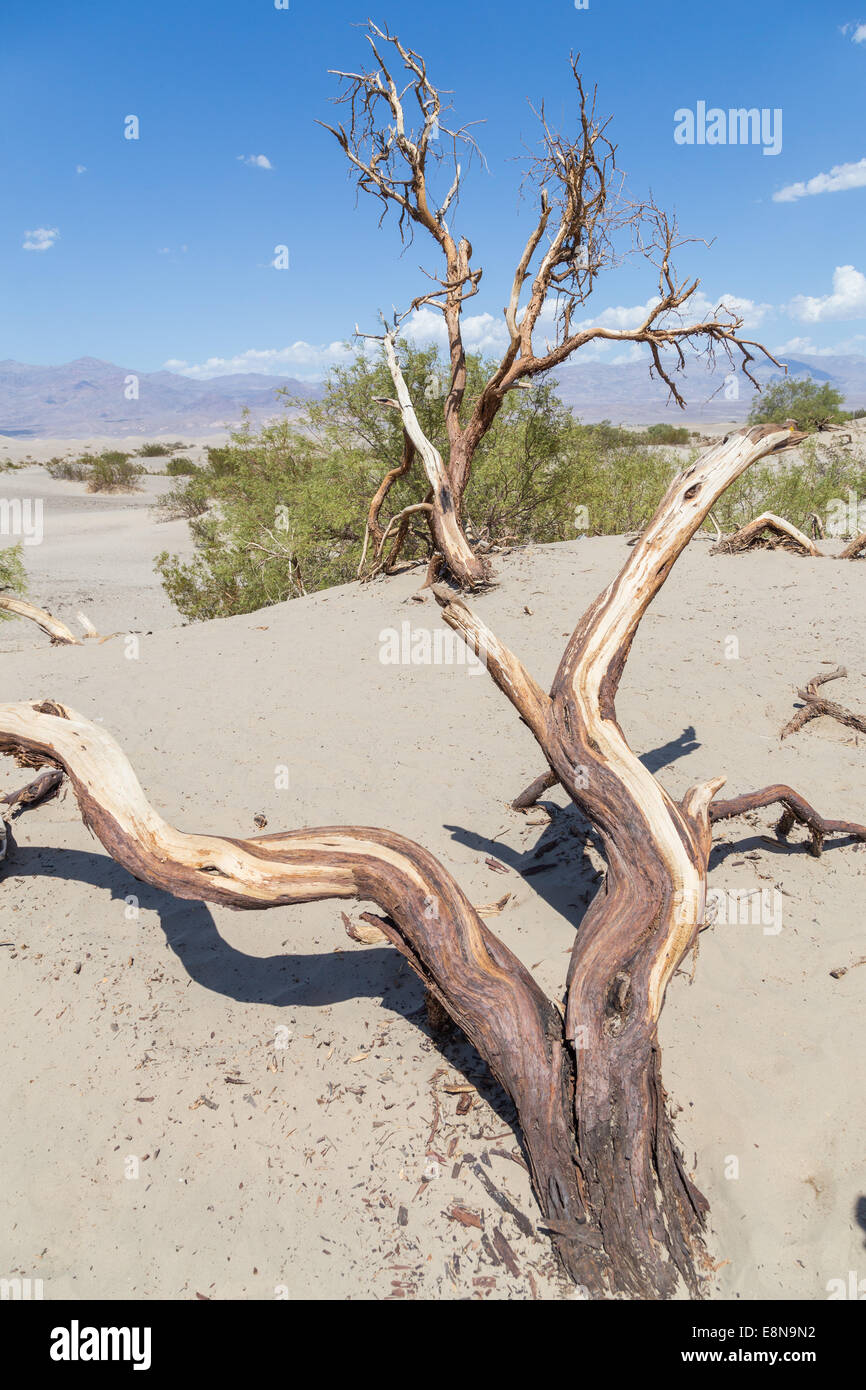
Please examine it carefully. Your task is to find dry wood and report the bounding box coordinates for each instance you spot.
[839,530,866,559]
[710,784,866,858]
[711,511,821,557]
[432,422,862,1295]
[0,594,83,645]
[5,424,864,1301]
[780,666,866,740]
[0,698,580,1276]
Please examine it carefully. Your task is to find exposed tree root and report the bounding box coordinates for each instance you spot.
[840,530,866,560]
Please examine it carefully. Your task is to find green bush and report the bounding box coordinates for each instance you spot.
[138,442,172,457]
[44,456,91,481]
[748,377,846,432]
[154,345,866,623]
[713,438,866,535]
[87,452,145,492]
[164,457,199,476]
[0,543,27,616]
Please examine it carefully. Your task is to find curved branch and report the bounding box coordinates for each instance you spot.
[0,698,583,1266]
[710,784,866,857]
[711,512,821,557]
[0,595,83,645]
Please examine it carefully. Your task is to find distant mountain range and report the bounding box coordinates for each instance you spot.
[550,352,866,425]
[1,352,864,437]
[0,357,319,438]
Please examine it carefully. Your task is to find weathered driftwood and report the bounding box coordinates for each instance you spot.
[780,666,866,741]
[0,595,82,645]
[0,766,64,862]
[840,530,866,560]
[711,511,821,557]
[4,425,865,1300]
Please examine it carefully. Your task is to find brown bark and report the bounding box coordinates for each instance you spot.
[433,422,862,1295]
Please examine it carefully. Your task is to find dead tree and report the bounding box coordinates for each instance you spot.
[322,21,781,588]
[3,425,864,1299]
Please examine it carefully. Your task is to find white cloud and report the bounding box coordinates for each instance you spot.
[787,265,866,322]
[404,307,510,354]
[773,156,866,202]
[238,154,272,169]
[22,227,59,252]
[75,164,86,174]
[773,333,866,356]
[164,341,360,381]
[842,21,866,42]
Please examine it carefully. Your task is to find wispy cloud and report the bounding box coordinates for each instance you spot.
[841,21,866,42]
[22,227,59,252]
[237,154,272,169]
[75,164,86,175]
[773,333,866,356]
[164,341,358,380]
[787,265,866,322]
[773,155,866,202]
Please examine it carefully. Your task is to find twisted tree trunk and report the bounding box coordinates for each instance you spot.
[4,426,864,1298]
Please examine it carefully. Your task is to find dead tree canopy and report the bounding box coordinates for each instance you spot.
[322,20,782,587]
[5,423,863,1299]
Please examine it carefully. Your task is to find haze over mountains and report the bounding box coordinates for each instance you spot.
[1,352,864,438]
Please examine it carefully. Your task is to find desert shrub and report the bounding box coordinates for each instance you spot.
[155,346,865,622]
[748,377,846,432]
[156,472,212,520]
[0,543,27,616]
[164,457,199,476]
[86,451,145,492]
[138,442,172,457]
[44,456,91,481]
[640,424,691,445]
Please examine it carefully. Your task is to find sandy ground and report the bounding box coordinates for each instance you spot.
[0,464,197,649]
[1,462,865,1301]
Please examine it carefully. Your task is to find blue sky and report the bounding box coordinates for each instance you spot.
[2,0,865,379]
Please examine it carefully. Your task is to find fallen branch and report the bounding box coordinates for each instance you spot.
[0,766,65,862]
[710,783,866,857]
[711,512,821,557]
[780,666,866,740]
[0,595,83,645]
[839,530,866,560]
